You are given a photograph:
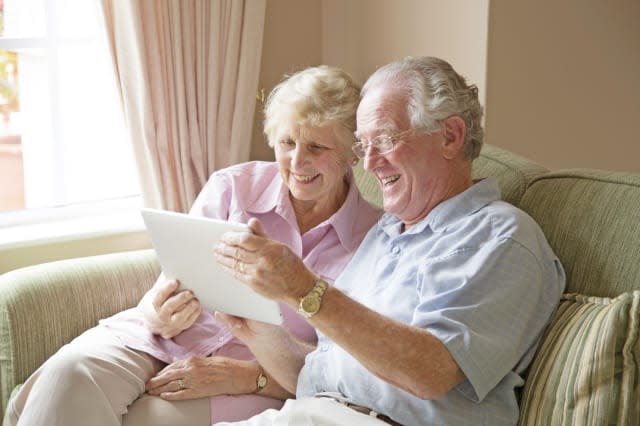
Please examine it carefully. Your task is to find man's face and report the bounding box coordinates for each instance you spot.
[356,87,452,227]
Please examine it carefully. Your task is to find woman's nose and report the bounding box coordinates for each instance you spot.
[291,146,307,167]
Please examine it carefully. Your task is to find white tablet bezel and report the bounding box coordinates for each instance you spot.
[141,208,283,325]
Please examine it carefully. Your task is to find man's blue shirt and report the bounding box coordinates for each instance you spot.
[297,177,566,426]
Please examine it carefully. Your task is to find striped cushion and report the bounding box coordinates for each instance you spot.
[518,291,640,425]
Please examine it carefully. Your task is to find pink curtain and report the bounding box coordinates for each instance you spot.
[100,0,266,211]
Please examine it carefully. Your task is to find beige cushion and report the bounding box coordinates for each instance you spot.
[518,291,640,426]
[0,249,159,419]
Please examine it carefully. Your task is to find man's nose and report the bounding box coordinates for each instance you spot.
[363,146,382,171]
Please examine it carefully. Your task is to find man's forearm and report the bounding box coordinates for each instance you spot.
[246,330,316,394]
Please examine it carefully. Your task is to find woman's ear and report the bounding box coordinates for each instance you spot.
[441,116,466,160]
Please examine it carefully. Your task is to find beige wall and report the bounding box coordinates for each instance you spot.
[251,0,489,161]
[321,0,488,95]
[486,1,640,172]
[250,0,323,161]
[254,0,640,172]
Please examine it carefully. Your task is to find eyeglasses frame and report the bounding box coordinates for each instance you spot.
[351,127,426,159]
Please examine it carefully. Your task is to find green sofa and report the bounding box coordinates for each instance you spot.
[1,144,639,425]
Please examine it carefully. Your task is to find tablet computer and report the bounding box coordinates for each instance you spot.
[141,208,283,325]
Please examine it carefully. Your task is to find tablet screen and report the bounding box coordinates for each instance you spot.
[141,208,283,325]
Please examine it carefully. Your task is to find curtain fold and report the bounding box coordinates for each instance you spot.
[99,0,266,211]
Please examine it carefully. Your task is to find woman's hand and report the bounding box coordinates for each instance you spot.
[145,356,258,400]
[213,218,316,306]
[140,279,202,339]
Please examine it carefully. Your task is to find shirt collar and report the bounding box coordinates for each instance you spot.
[246,170,286,214]
[379,177,501,236]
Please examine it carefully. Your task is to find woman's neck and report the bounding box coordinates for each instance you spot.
[291,178,349,235]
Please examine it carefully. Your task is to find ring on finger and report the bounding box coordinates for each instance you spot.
[238,261,245,274]
[177,379,185,390]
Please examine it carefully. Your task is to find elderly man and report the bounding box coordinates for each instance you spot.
[214,56,565,426]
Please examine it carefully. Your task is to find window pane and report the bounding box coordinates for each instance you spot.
[54,0,102,39]
[0,47,23,210]
[0,0,140,214]
[1,0,46,38]
[57,43,139,202]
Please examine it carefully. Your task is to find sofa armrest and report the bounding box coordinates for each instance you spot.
[0,249,159,418]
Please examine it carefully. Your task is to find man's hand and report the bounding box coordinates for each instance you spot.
[213,218,316,307]
[215,311,316,395]
[141,280,201,339]
[214,311,285,348]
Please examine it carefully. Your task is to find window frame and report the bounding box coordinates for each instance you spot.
[0,0,143,250]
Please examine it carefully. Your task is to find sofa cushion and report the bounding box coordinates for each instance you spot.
[472,144,548,206]
[352,160,382,208]
[519,291,640,426]
[519,170,640,297]
[0,249,159,419]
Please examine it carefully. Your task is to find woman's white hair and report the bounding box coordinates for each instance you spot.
[263,65,361,149]
[361,56,484,160]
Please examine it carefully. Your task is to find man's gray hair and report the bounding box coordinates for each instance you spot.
[362,56,484,160]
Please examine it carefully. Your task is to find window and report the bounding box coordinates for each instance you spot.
[0,0,139,220]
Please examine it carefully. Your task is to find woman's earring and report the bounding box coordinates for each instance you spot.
[351,158,359,166]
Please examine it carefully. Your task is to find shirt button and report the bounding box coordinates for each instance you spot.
[391,245,400,255]
[218,336,225,342]
[320,345,329,352]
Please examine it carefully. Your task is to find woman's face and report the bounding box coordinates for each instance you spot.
[273,123,354,207]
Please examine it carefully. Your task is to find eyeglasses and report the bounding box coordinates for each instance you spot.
[351,128,421,159]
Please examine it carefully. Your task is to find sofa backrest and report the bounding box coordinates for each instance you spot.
[352,160,382,208]
[352,143,640,297]
[519,170,640,297]
[471,144,548,206]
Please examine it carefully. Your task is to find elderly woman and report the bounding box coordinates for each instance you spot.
[7,66,381,426]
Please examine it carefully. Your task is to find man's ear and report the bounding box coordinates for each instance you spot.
[441,116,466,160]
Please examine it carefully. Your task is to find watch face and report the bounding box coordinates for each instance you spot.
[301,296,320,314]
[257,374,267,388]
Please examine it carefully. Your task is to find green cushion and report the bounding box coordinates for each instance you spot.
[352,159,382,208]
[472,144,548,206]
[519,171,640,297]
[518,291,640,426]
[0,249,159,420]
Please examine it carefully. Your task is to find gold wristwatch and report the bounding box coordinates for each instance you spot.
[298,279,328,318]
[255,368,267,393]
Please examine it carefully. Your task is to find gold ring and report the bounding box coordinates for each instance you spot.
[177,379,185,389]
[238,261,245,274]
